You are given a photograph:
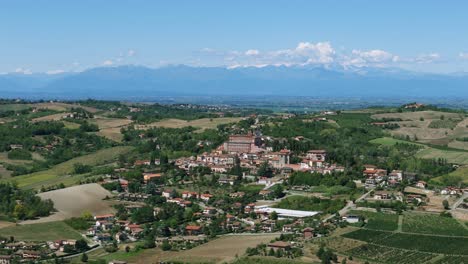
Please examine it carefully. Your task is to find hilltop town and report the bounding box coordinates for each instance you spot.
[0,100,467,264]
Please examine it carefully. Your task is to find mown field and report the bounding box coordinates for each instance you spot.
[75,234,280,264]
[22,184,115,224]
[4,146,133,189]
[137,117,244,132]
[0,221,82,241]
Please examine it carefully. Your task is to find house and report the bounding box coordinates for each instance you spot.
[416,181,427,189]
[0,255,12,264]
[185,225,203,235]
[203,207,217,215]
[200,193,213,202]
[134,160,150,166]
[94,214,114,221]
[20,250,41,259]
[162,189,174,199]
[143,173,162,183]
[373,191,391,200]
[267,241,291,251]
[306,150,327,161]
[182,191,199,199]
[259,189,271,198]
[261,220,276,232]
[303,227,315,239]
[218,175,237,185]
[229,192,245,198]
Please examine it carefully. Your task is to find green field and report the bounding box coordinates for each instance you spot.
[431,166,468,185]
[4,146,133,189]
[415,148,468,165]
[349,211,399,231]
[370,137,424,147]
[0,221,82,241]
[402,212,468,236]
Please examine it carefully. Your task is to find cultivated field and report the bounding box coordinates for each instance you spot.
[90,116,133,142]
[4,146,133,189]
[371,136,468,165]
[31,112,70,122]
[0,221,82,241]
[0,102,100,113]
[371,110,468,149]
[21,184,115,224]
[138,117,244,132]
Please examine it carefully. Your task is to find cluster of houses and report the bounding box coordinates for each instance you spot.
[363,165,417,189]
[170,133,344,178]
[0,239,85,263]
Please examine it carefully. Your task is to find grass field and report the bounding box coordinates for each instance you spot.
[139,117,244,132]
[0,221,82,241]
[369,137,424,147]
[4,146,133,189]
[415,148,468,165]
[349,210,399,231]
[402,212,468,236]
[431,166,468,185]
[22,184,115,224]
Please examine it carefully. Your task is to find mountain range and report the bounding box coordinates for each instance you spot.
[1,65,467,99]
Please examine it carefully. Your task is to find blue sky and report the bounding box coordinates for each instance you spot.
[2,0,468,74]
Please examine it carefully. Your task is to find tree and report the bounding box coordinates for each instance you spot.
[443,199,450,210]
[81,253,88,262]
[270,211,278,220]
[75,239,89,252]
[161,240,172,251]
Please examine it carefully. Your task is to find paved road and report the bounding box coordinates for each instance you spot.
[451,192,468,212]
[322,188,374,222]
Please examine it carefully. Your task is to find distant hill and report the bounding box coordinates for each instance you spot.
[1,65,468,99]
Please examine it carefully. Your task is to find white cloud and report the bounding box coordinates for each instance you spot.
[14,68,32,74]
[46,69,65,75]
[197,41,445,70]
[413,53,441,64]
[127,49,136,57]
[102,60,114,66]
[459,52,468,60]
[245,49,259,56]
